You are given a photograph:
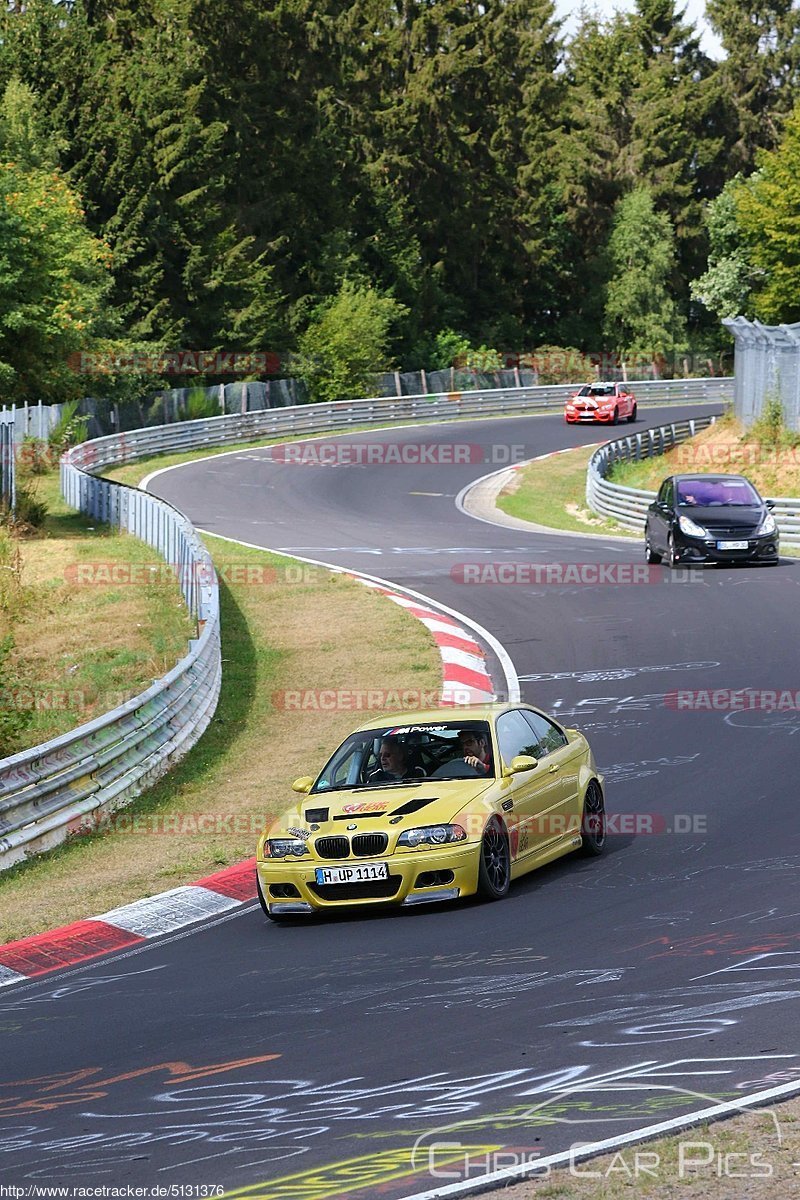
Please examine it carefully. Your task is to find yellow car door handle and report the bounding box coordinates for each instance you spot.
[548,764,560,773]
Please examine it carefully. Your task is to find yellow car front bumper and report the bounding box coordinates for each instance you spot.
[257,841,481,914]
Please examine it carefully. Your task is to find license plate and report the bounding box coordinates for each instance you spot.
[315,861,389,885]
[717,540,748,550]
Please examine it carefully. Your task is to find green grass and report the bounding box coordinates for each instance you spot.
[496,444,637,537]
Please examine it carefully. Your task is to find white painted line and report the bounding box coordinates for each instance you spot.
[0,964,28,988]
[438,646,490,675]
[393,1076,800,1200]
[97,886,240,938]
[417,616,469,638]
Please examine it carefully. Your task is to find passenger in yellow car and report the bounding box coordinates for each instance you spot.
[457,729,492,775]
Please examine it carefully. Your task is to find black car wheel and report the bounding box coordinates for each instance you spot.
[611,407,619,425]
[581,780,606,856]
[478,817,511,900]
[666,533,678,568]
[645,532,662,564]
[627,404,637,423]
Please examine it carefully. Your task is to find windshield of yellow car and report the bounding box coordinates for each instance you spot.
[311,721,495,792]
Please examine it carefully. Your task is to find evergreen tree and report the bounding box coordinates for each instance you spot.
[706,0,800,173]
[603,187,686,363]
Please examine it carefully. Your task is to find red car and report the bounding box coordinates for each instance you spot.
[565,382,637,425]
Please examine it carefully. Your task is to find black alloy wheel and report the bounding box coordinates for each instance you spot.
[580,781,606,856]
[478,817,511,900]
[666,533,678,568]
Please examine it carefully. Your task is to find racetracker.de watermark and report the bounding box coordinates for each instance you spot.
[67,812,271,838]
[450,563,702,585]
[63,562,323,587]
[674,443,800,467]
[666,688,800,711]
[67,350,281,376]
[271,688,470,711]
[266,441,525,466]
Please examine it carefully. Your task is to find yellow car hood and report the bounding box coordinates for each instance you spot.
[262,778,495,848]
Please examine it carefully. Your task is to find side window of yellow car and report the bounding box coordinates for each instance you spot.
[521,710,568,758]
[496,710,539,769]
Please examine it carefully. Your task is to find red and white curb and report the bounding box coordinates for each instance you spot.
[351,577,495,704]
[0,858,258,987]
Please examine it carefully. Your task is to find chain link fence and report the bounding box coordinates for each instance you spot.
[724,317,800,430]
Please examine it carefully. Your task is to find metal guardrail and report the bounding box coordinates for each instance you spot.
[0,375,732,870]
[586,417,800,546]
[65,376,734,473]
[0,459,220,869]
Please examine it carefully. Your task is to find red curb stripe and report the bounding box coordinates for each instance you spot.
[0,920,145,977]
[430,630,486,656]
[443,663,494,693]
[403,605,459,625]
[195,857,258,901]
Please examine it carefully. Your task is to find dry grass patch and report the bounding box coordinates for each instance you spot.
[608,415,800,498]
[0,536,441,941]
[491,1099,800,1200]
[0,471,193,755]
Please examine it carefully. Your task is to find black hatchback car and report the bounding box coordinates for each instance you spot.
[645,474,779,566]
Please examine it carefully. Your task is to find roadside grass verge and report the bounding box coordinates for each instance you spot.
[0,469,193,757]
[607,414,800,498]
[497,1100,799,1199]
[495,444,637,537]
[0,530,442,942]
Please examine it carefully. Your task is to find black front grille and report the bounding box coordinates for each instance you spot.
[352,833,388,856]
[315,836,350,859]
[704,525,757,538]
[309,876,402,902]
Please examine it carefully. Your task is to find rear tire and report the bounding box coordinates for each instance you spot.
[477,817,511,900]
[581,781,606,856]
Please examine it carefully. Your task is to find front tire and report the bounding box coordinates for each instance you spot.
[645,533,662,564]
[581,780,606,856]
[666,533,678,568]
[611,407,619,425]
[478,817,511,900]
[256,871,289,923]
[627,404,637,423]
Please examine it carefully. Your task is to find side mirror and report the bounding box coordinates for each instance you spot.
[292,776,314,794]
[766,499,775,510]
[509,754,538,774]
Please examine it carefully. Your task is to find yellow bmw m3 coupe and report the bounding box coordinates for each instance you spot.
[256,704,605,920]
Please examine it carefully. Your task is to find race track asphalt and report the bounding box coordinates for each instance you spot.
[3,403,799,1199]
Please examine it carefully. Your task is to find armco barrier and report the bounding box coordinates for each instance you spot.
[62,375,733,473]
[586,417,800,546]
[0,376,731,871]
[0,470,220,870]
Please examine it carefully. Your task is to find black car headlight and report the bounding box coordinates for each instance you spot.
[678,514,709,538]
[397,824,467,848]
[264,838,309,858]
[756,512,776,536]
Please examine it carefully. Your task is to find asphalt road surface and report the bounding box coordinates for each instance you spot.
[4,402,800,1200]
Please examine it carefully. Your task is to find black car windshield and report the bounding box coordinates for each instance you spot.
[677,478,760,507]
[311,720,495,792]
